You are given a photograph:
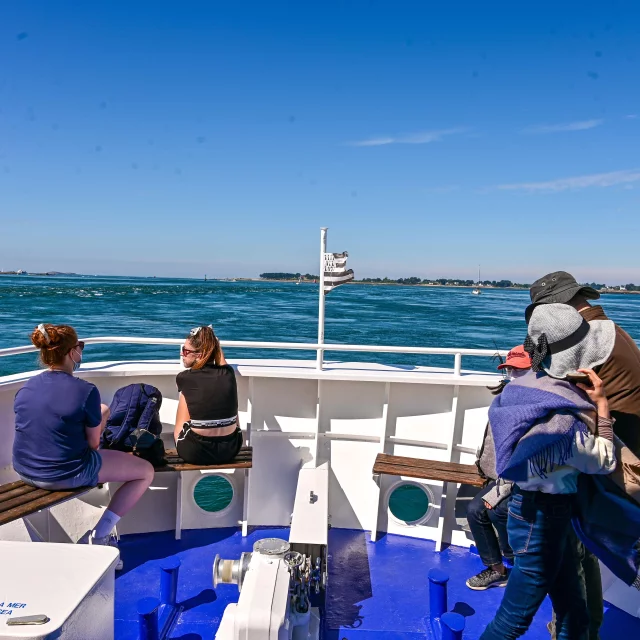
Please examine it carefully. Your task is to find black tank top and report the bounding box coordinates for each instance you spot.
[176,364,238,422]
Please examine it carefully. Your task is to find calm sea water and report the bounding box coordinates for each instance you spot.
[1,275,639,378]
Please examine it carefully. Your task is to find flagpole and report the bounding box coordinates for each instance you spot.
[317,227,328,370]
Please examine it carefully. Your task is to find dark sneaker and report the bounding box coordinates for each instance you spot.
[465,567,509,591]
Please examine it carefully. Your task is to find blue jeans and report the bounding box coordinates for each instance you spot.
[480,490,589,640]
[467,480,513,566]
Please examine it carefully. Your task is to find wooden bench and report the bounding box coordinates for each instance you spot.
[373,453,484,487]
[0,480,90,528]
[155,446,253,473]
[0,447,253,538]
[155,446,253,539]
[372,453,484,550]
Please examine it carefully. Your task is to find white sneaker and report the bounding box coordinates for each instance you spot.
[78,530,124,571]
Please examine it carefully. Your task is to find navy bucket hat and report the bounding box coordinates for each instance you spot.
[525,271,600,323]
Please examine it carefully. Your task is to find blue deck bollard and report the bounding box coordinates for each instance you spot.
[428,568,450,622]
[138,597,160,640]
[160,557,181,607]
[441,612,465,640]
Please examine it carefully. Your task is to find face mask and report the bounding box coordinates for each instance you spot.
[70,348,82,372]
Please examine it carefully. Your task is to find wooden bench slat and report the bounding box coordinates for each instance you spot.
[161,457,253,465]
[374,462,485,487]
[156,459,252,472]
[373,455,482,477]
[163,447,252,459]
[162,461,252,472]
[373,458,482,480]
[0,483,41,504]
[162,452,254,463]
[375,454,479,475]
[374,460,482,480]
[155,446,253,472]
[373,458,482,477]
[373,462,482,481]
[0,480,28,496]
[0,488,89,527]
[373,453,485,488]
[0,488,52,513]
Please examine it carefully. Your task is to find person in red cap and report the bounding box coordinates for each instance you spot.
[496,345,532,375]
[465,345,532,591]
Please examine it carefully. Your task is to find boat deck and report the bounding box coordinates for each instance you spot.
[115,527,640,639]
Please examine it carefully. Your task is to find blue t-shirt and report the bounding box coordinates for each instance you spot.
[13,371,102,481]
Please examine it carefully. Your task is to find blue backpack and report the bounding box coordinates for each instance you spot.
[101,384,166,465]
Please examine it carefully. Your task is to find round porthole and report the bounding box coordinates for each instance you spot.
[387,481,434,526]
[193,475,234,514]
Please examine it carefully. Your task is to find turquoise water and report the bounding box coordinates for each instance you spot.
[193,475,234,513]
[388,483,430,523]
[1,274,639,377]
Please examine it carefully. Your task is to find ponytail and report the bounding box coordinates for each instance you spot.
[187,325,222,369]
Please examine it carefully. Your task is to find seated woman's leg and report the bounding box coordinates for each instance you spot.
[466,481,509,589]
[467,485,504,568]
[487,495,514,560]
[83,451,154,569]
[98,449,154,518]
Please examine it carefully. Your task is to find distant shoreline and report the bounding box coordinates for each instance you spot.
[0,271,78,277]
[247,278,640,295]
[2,272,639,295]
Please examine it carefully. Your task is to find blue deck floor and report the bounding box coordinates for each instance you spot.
[116,527,640,639]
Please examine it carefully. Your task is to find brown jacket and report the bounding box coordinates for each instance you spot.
[581,305,640,457]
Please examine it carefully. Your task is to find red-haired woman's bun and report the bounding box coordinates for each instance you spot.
[31,324,78,367]
[31,324,52,349]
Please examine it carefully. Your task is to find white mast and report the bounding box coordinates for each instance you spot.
[316,227,328,370]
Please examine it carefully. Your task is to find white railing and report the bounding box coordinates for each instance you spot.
[0,337,507,376]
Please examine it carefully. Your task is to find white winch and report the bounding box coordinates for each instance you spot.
[213,538,321,640]
[214,461,329,640]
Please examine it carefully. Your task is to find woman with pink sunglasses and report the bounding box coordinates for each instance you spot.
[174,325,242,465]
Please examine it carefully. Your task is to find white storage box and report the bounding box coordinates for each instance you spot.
[0,541,119,639]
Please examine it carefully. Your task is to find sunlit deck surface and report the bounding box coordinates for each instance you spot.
[115,527,640,639]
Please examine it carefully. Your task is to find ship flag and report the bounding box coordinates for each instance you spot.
[323,251,354,294]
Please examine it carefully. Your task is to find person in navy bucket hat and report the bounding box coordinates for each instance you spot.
[525,271,600,322]
[526,270,640,640]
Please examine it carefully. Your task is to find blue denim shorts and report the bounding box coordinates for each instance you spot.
[18,449,102,490]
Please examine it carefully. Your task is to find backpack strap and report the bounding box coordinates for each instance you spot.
[475,421,491,481]
[136,384,160,435]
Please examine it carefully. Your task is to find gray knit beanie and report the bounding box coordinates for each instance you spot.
[525,303,615,379]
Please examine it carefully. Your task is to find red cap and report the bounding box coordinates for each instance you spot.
[497,344,532,370]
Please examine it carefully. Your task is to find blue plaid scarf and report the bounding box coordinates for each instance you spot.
[489,371,596,482]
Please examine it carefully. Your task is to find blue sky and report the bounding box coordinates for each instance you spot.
[1,1,639,283]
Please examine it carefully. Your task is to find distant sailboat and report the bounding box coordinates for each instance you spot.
[472,265,481,295]
[204,274,207,281]
[296,275,302,285]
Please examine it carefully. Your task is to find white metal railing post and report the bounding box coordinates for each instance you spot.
[316,227,328,370]
[454,352,462,376]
